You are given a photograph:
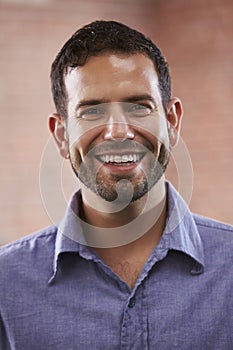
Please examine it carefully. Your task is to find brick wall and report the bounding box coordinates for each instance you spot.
[0,0,232,245]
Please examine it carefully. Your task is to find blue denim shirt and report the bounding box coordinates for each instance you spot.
[1,182,233,349]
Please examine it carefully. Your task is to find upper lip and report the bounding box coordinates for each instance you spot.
[88,140,153,161]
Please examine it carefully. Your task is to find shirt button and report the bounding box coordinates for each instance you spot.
[128,297,136,308]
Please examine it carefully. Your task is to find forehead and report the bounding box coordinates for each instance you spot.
[64,53,160,102]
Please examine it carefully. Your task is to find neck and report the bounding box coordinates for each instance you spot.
[79,176,167,249]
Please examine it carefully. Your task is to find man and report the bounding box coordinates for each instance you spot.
[0,21,233,350]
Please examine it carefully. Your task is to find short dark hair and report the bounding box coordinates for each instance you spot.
[50,20,171,118]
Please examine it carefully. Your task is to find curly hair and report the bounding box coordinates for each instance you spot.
[50,20,171,118]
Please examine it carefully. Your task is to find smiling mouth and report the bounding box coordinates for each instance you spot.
[96,153,145,165]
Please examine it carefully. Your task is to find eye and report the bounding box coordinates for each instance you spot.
[128,103,152,117]
[79,107,106,121]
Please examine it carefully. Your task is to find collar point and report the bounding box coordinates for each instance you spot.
[48,272,57,285]
[190,262,204,275]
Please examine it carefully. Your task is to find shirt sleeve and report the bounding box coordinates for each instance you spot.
[0,314,11,350]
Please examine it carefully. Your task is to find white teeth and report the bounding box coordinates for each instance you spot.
[114,156,122,163]
[99,154,141,163]
[122,155,129,162]
[128,155,133,162]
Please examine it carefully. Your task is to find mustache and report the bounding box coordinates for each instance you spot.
[87,139,154,156]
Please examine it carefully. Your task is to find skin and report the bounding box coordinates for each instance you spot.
[49,53,183,287]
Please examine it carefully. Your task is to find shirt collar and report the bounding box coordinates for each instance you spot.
[48,191,94,284]
[49,181,204,284]
[163,182,204,273]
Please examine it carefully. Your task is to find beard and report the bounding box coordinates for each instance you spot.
[69,140,170,204]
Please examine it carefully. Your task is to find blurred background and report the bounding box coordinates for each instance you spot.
[0,0,232,245]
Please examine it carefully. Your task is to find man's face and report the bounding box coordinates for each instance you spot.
[61,53,178,203]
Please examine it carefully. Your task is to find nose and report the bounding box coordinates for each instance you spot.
[103,105,135,141]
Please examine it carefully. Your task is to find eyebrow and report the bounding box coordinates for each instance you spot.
[122,94,157,105]
[75,94,157,111]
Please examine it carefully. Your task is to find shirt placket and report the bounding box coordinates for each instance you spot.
[120,283,148,350]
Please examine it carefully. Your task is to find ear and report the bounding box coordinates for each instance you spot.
[48,113,69,158]
[166,97,183,147]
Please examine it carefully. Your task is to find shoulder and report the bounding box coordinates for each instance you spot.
[193,214,233,263]
[193,213,233,235]
[0,226,58,312]
[0,225,57,266]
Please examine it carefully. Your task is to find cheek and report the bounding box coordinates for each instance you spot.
[69,142,81,167]
[67,117,97,149]
[134,120,170,155]
[146,117,170,150]
[131,113,169,145]
[68,126,101,162]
